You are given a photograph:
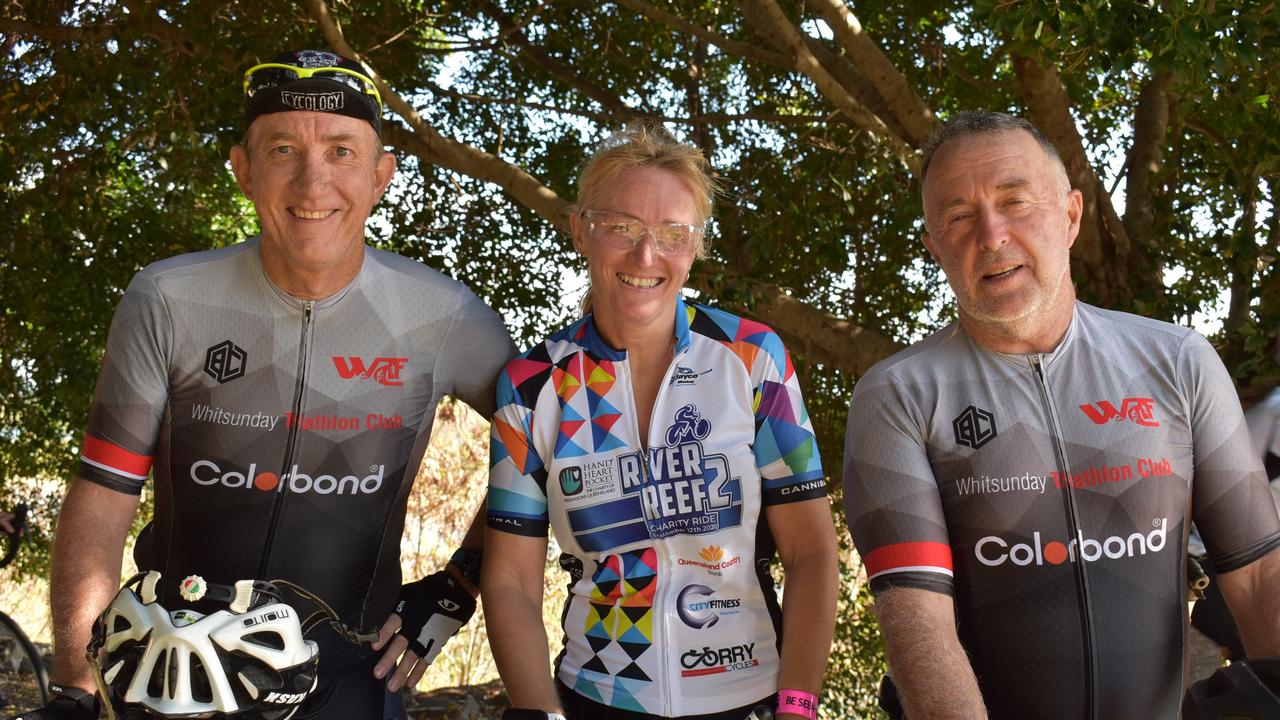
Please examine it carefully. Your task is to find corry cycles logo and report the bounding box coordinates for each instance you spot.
[677,545,742,576]
[190,459,385,496]
[676,584,741,629]
[332,356,409,387]
[669,366,713,387]
[975,518,1169,568]
[680,642,759,677]
[1079,397,1159,427]
[616,404,743,539]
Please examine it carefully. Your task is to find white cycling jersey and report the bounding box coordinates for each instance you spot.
[488,297,826,716]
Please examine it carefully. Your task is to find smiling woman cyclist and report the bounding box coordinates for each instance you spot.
[481,124,838,720]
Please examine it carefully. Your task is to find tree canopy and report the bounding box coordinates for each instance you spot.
[3,1,1279,706]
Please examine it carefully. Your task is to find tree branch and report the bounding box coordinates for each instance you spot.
[613,0,790,68]
[738,0,919,172]
[307,0,573,233]
[311,0,901,378]
[808,0,937,147]
[477,0,651,119]
[1224,181,1259,340]
[420,78,826,126]
[1122,69,1173,254]
[692,273,903,376]
[1013,54,1137,308]
[0,19,111,43]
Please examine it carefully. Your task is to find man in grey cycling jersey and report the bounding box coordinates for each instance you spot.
[28,50,515,720]
[843,112,1280,719]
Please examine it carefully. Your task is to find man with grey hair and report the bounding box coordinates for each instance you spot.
[19,49,516,720]
[843,111,1280,719]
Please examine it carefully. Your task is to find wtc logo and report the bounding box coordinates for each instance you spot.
[204,340,247,384]
[1079,398,1159,427]
[332,356,409,387]
[953,405,997,449]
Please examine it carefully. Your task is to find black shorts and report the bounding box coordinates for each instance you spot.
[294,653,407,720]
[556,679,774,720]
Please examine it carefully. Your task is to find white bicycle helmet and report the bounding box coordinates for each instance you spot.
[89,571,320,719]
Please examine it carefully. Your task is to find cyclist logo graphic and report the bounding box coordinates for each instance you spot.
[666,404,711,446]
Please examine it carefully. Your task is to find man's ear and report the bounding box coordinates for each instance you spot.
[921,231,940,264]
[1064,188,1084,249]
[373,151,397,202]
[229,144,253,201]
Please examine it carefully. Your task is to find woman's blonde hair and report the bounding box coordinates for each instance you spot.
[574,124,719,315]
[574,123,719,261]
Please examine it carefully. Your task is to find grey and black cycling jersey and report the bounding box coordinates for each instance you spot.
[843,301,1280,720]
[79,236,516,669]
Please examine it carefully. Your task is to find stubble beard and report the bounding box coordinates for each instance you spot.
[955,246,1074,344]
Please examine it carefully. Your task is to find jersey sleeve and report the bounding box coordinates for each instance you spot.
[487,358,550,537]
[1180,333,1280,572]
[1245,388,1280,482]
[843,371,954,596]
[750,330,826,505]
[79,272,172,495]
[435,292,518,420]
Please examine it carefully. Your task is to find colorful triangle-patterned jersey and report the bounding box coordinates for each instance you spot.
[488,298,826,716]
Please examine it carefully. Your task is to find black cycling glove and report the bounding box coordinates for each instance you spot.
[11,684,100,720]
[394,569,476,664]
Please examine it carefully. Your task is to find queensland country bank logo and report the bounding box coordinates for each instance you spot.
[332,356,409,387]
[953,405,997,450]
[677,545,742,576]
[1079,397,1159,427]
[204,340,247,384]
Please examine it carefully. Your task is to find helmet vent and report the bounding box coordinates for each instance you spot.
[245,630,287,651]
[189,653,213,703]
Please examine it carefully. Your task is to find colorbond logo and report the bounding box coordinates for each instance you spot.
[975,518,1168,567]
[190,460,385,495]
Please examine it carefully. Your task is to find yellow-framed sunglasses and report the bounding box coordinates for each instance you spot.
[243,63,382,111]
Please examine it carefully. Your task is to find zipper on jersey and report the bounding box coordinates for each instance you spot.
[258,299,314,578]
[616,344,686,717]
[1030,354,1098,720]
[648,345,686,718]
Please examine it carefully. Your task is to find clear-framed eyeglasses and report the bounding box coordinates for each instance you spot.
[580,209,703,257]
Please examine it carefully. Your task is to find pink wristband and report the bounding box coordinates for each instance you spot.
[777,689,819,719]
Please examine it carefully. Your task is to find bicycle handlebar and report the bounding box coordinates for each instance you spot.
[1,503,29,570]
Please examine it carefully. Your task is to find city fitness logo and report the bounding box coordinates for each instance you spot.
[975,518,1168,567]
[676,584,741,629]
[190,459,385,495]
[204,340,247,384]
[332,356,409,387]
[680,643,758,677]
[1079,397,1159,427]
[953,405,996,449]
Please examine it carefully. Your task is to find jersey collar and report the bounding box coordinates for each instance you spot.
[580,294,693,360]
